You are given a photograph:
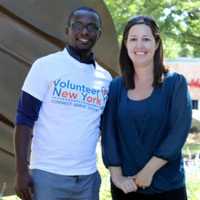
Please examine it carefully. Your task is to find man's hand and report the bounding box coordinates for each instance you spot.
[15,171,33,200]
[14,125,34,200]
[112,175,137,194]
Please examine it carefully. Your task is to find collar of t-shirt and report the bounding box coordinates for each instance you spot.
[66,45,96,67]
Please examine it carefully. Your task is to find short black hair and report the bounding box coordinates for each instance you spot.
[67,6,102,27]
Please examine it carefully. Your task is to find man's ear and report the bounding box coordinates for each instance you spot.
[96,30,102,40]
[65,27,69,35]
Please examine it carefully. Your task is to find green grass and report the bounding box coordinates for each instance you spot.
[186,165,200,200]
[187,179,200,200]
[1,143,200,200]
[183,143,200,155]
[1,168,200,200]
[98,146,200,200]
[98,142,200,200]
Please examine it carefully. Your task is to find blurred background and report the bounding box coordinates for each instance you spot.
[0,0,199,199]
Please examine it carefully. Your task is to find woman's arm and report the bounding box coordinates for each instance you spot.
[153,74,192,161]
[134,156,167,188]
[101,79,122,167]
[101,78,137,193]
[135,74,192,188]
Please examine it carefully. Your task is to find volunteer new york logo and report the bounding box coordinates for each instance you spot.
[50,79,108,111]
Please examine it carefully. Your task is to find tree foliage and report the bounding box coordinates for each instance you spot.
[104,0,200,58]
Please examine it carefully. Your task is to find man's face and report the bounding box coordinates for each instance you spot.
[66,10,101,53]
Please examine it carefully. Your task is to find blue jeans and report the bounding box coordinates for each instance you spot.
[31,169,101,200]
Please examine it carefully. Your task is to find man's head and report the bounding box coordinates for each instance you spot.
[66,7,102,54]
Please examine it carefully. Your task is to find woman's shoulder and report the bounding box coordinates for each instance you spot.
[108,76,124,96]
[112,76,123,83]
[162,72,188,97]
[110,76,124,87]
[164,71,187,85]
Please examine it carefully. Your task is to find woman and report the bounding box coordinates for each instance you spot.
[101,16,192,200]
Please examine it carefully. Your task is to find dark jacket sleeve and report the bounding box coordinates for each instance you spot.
[101,78,122,167]
[16,91,42,128]
[153,74,192,161]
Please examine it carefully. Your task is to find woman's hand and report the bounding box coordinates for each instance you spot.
[109,166,137,193]
[134,168,154,189]
[112,175,138,193]
[134,156,167,189]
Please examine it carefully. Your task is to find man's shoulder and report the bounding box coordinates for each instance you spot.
[95,63,112,81]
[34,49,65,65]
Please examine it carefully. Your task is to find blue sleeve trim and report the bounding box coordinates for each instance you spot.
[16,91,42,128]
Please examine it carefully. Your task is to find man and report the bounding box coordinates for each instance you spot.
[14,7,112,200]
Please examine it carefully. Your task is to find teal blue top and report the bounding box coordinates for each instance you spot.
[101,72,192,193]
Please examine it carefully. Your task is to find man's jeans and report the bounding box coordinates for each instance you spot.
[31,169,101,200]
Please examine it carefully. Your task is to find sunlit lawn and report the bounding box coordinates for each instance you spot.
[183,137,200,200]
[187,176,200,200]
[183,143,200,155]
[1,142,200,200]
[1,165,200,200]
[99,141,200,200]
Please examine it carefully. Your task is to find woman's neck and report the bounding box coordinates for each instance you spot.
[134,64,154,84]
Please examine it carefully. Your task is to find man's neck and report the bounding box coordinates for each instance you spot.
[66,45,95,66]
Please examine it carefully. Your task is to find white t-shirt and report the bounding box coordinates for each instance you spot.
[22,48,112,175]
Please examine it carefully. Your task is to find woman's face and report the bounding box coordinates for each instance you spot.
[126,24,158,68]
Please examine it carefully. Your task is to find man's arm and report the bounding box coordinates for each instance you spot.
[14,125,33,200]
[14,91,42,200]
